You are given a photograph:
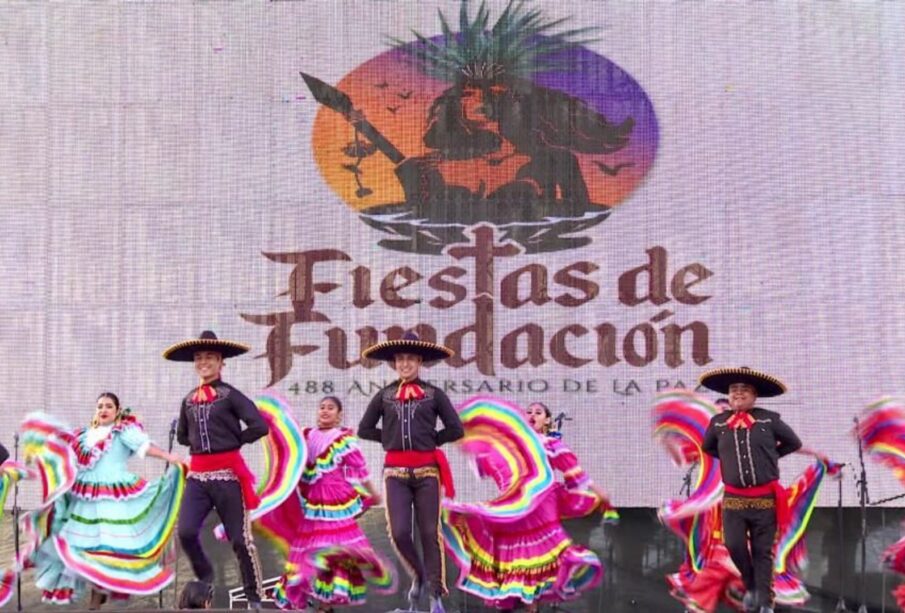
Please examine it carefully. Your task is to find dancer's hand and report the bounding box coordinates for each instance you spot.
[590,483,611,504]
[797,446,840,478]
[363,480,381,506]
[798,446,831,465]
[147,445,185,467]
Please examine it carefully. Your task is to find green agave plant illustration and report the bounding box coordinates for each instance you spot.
[396,0,598,83]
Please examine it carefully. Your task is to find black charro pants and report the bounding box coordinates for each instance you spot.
[177,476,263,603]
[384,467,447,597]
[722,495,777,609]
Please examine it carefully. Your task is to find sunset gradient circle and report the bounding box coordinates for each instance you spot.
[311,41,658,214]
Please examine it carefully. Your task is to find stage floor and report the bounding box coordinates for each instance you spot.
[1,508,901,612]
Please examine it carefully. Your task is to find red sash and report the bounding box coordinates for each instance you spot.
[385,449,456,499]
[724,480,789,530]
[190,450,261,510]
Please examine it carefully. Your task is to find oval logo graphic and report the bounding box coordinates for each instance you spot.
[306,2,658,254]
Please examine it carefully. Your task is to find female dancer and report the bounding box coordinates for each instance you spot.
[271,396,395,612]
[1,445,30,608]
[444,397,616,612]
[855,397,905,609]
[526,402,612,502]
[23,393,184,609]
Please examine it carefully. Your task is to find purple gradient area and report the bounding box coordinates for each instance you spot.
[534,44,659,161]
[402,35,659,168]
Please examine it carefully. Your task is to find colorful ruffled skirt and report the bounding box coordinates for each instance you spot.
[273,487,395,609]
[882,534,905,610]
[665,544,744,613]
[30,464,185,604]
[444,484,603,609]
[0,462,30,607]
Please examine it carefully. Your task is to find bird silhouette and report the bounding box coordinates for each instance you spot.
[386,105,401,114]
[592,161,634,176]
[397,89,413,100]
[374,80,389,90]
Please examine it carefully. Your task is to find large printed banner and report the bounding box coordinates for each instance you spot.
[0,1,903,507]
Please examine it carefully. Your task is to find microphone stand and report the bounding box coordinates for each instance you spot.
[160,419,178,610]
[553,412,572,432]
[12,433,22,612]
[853,417,869,613]
[680,461,696,497]
[834,463,849,612]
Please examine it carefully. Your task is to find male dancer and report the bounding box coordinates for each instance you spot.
[358,331,464,613]
[164,330,269,610]
[700,366,824,613]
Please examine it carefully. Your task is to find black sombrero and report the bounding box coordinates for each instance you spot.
[163,330,250,362]
[362,331,454,363]
[699,366,787,398]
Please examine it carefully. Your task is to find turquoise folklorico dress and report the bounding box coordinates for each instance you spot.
[29,416,185,604]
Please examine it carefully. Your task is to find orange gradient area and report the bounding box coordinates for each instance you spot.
[311,50,643,212]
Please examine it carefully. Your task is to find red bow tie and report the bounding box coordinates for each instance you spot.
[396,382,425,401]
[192,384,217,404]
[726,411,755,429]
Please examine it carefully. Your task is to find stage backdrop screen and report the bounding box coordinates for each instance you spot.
[1,1,903,508]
